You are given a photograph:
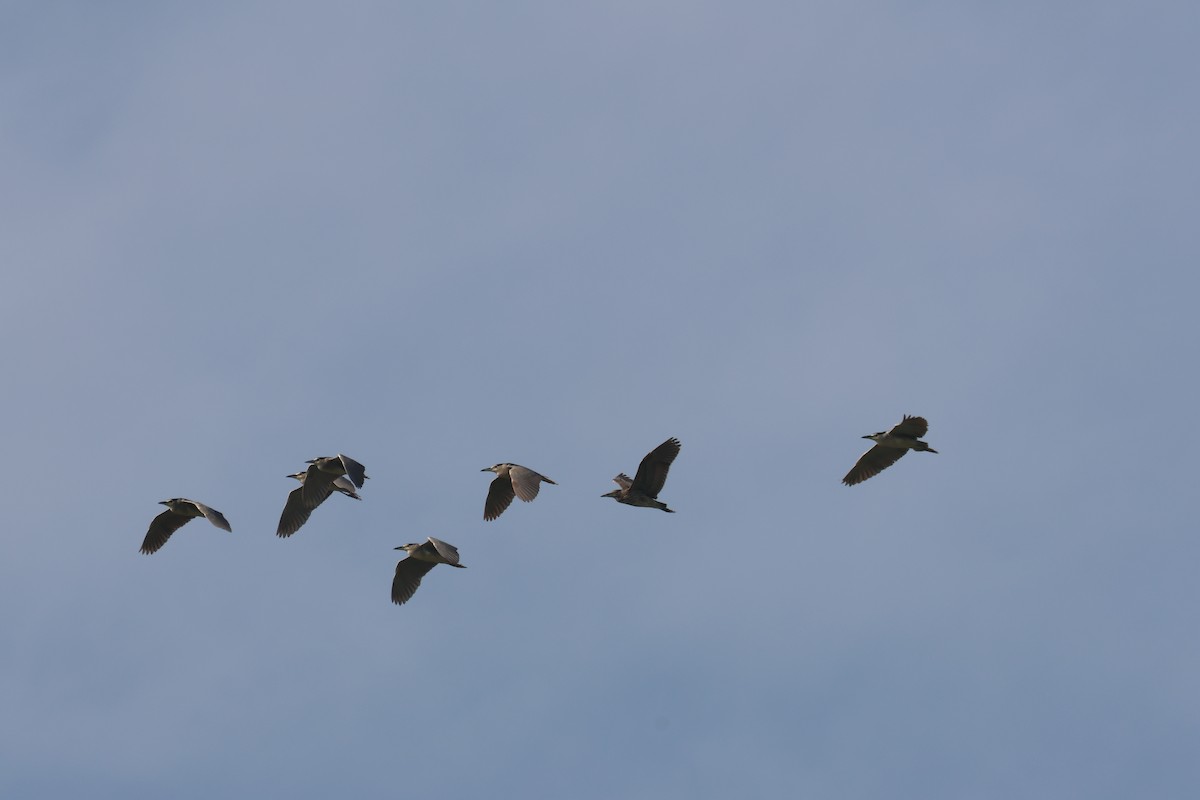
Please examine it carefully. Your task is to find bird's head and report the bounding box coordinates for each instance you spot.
[394,543,421,555]
[286,472,307,481]
[601,490,621,500]
[864,432,886,442]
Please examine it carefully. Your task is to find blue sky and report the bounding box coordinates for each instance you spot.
[2,2,1198,797]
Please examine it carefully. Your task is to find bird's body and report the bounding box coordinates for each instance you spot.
[287,471,361,500]
[842,415,938,486]
[391,537,466,605]
[278,455,367,537]
[140,498,232,555]
[481,463,556,520]
[602,437,681,512]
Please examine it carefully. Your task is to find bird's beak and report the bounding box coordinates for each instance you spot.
[861,435,872,439]
[480,468,490,472]
[158,501,168,506]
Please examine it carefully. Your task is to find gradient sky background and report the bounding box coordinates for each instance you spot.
[3,2,1198,798]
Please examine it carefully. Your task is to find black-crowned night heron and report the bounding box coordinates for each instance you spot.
[277,456,367,537]
[481,463,557,521]
[391,537,466,605]
[842,415,938,486]
[602,437,681,512]
[140,498,232,555]
[302,454,367,503]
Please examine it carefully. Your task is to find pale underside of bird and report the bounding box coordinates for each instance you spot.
[140,498,232,555]
[602,437,681,512]
[278,455,368,537]
[481,463,557,521]
[391,537,466,606]
[842,415,938,486]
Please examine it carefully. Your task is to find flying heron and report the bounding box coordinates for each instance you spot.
[277,456,367,537]
[140,498,232,555]
[842,415,938,486]
[391,537,466,605]
[481,463,557,521]
[602,437,681,512]
[302,454,368,504]
[276,471,360,537]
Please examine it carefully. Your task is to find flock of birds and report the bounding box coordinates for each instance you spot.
[139,416,938,605]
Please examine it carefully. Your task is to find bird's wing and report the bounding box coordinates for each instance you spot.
[842,445,908,486]
[509,465,552,502]
[277,484,332,537]
[140,509,192,555]
[301,463,337,505]
[613,473,633,490]
[337,454,368,488]
[427,537,463,565]
[484,473,516,520]
[190,501,232,532]
[332,476,362,500]
[632,437,682,497]
[892,415,929,438]
[391,558,438,605]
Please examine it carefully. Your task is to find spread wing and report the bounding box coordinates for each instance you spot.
[301,463,338,505]
[509,465,554,502]
[427,537,463,566]
[278,483,333,537]
[190,501,232,532]
[842,445,908,486]
[337,454,368,488]
[391,558,438,605]
[484,473,516,521]
[631,437,681,497]
[891,415,929,438]
[612,473,633,490]
[140,509,192,555]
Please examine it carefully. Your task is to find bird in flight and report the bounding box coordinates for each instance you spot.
[277,454,368,537]
[481,463,557,520]
[602,437,681,512]
[842,415,938,486]
[140,498,232,554]
[391,537,466,606]
[302,454,368,502]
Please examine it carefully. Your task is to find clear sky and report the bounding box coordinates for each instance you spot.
[3,2,1198,797]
